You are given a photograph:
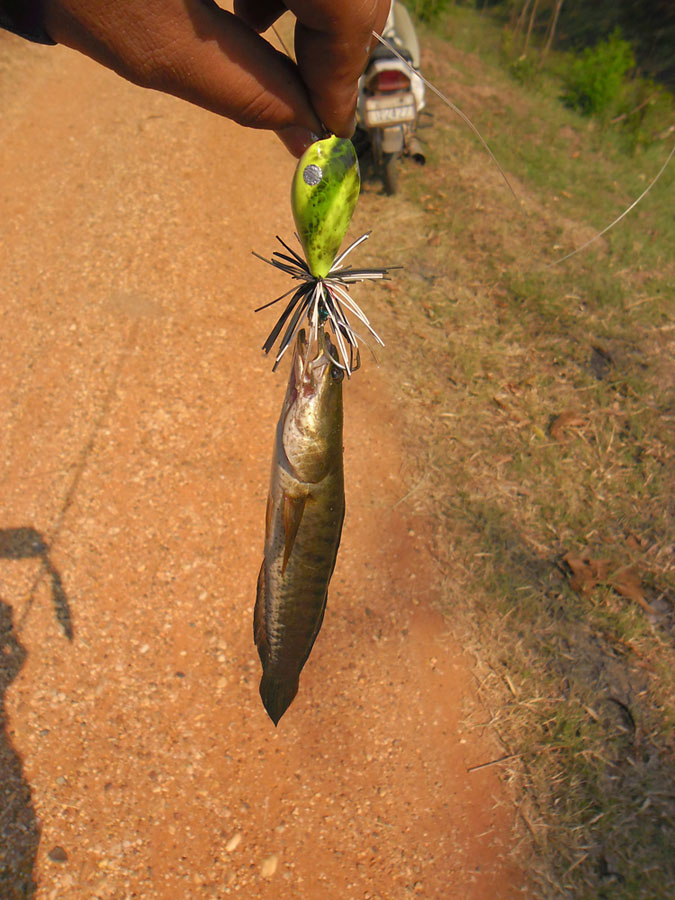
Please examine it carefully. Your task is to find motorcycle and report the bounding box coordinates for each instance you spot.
[356,2,426,195]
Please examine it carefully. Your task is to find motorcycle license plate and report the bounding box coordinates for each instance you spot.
[364,93,416,127]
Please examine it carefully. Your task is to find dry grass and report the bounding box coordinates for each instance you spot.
[351,9,674,897]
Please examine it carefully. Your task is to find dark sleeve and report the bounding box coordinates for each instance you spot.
[0,0,56,44]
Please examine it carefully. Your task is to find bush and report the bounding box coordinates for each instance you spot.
[509,53,537,85]
[562,28,635,118]
[407,0,455,25]
[613,78,675,152]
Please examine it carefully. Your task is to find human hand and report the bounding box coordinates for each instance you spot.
[42,0,390,156]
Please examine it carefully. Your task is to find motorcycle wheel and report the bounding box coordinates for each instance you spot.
[383,152,399,196]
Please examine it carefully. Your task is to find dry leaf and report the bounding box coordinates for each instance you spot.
[612,566,656,615]
[625,533,644,552]
[550,410,586,441]
[563,553,657,616]
[562,553,610,594]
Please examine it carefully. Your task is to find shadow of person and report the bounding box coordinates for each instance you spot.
[0,527,73,897]
[0,527,72,640]
[0,600,38,898]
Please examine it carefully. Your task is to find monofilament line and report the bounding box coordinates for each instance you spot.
[371,30,518,203]
[548,141,675,267]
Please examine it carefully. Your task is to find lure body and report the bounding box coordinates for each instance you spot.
[291,135,360,278]
[254,328,345,724]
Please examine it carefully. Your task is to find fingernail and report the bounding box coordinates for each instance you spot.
[276,126,319,158]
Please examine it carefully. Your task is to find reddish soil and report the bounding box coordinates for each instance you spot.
[0,32,525,900]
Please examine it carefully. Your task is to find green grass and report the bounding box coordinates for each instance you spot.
[359,6,675,896]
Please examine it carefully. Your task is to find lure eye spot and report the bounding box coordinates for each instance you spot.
[331,365,345,383]
[303,164,322,186]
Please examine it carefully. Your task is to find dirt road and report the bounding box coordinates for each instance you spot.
[0,32,524,900]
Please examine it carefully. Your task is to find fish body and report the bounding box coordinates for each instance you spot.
[291,135,360,278]
[255,328,345,724]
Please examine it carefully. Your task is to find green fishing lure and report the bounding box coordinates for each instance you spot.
[291,136,361,278]
[254,136,394,373]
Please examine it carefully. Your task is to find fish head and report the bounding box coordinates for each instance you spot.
[282,329,344,483]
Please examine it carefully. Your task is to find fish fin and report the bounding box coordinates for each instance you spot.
[253,562,270,666]
[259,670,299,726]
[282,491,308,573]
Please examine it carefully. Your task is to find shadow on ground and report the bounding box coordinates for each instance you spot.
[0,527,72,898]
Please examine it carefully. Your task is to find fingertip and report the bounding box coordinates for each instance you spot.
[325,93,358,140]
[276,125,321,158]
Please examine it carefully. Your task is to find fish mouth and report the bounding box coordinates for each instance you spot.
[293,328,337,395]
[284,325,344,428]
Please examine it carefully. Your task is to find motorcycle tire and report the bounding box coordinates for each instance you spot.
[383,152,399,196]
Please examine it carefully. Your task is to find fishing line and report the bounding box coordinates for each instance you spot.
[371,29,673,263]
[371,30,519,203]
[548,141,675,267]
[271,23,292,59]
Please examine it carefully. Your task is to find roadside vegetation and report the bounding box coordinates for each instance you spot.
[354,4,674,896]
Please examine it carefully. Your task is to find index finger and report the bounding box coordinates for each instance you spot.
[288,0,390,136]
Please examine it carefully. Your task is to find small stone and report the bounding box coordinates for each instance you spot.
[225,833,241,853]
[261,854,278,878]
[48,846,68,862]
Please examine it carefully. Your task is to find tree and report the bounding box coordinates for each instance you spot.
[523,0,541,53]
[541,0,564,60]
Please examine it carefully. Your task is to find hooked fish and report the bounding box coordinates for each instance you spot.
[254,327,345,725]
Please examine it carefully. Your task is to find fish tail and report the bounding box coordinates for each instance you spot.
[259,670,299,726]
[255,560,299,724]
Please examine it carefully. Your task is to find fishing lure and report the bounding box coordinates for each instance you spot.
[254,135,395,374]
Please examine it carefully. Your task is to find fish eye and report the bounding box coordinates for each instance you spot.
[303,164,322,186]
[331,365,345,383]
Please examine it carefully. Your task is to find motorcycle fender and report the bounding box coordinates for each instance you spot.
[381,125,405,154]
